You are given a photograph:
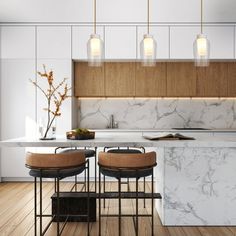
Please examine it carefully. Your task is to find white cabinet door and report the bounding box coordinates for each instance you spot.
[72,26,104,60]
[170,26,199,59]
[170,26,234,59]
[137,26,169,59]
[37,26,71,59]
[105,26,136,59]
[0,26,35,59]
[204,26,234,59]
[36,60,72,135]
[1,60,36,178]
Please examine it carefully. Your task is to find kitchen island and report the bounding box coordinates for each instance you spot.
[1,132,236,226]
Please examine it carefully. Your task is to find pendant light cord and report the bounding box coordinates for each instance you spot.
[201,0,203,34]
[94,0,96,34]
[147,0,150,34]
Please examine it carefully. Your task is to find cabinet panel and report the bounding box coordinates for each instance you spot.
[167,62,197,97]
[137,26,169,59]
[37,26,71,59]
[196,62,228,97]
[228,63,236,96]
[1,60,36,177]
[105,62,135,96]
[204,26,234,59]
[105,26,136,59]
[72,26,104,60]
[136,63,166,97]
[74,62,105,97]
[170,26,199,59]
[0,26,35,59]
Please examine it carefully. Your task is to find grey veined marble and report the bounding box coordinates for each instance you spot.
[156,147,236,225]
[78,98,236,129]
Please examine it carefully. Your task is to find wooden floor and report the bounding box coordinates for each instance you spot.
[0,182,236,236]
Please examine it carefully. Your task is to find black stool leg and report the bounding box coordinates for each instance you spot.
[34,177,37,236]
[57,173,60,236]
[40,173,42,236]
[87,160,90,236]
[151,169,154,236]
[99,167,101,236]
[118,176,121,236]
[103,175,106,208]
[75,175,77,192]
[136,176,139,236]
[94,147,97,193]
[143,177,146,208]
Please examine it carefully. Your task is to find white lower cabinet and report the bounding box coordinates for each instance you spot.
[0,59,36,178]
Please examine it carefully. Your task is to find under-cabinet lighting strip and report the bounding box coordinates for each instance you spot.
[77,97,236,100]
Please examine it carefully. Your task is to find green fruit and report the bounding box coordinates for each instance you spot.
[75,128,89,135]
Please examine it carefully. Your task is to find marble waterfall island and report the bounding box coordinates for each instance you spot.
[1,132,236,225]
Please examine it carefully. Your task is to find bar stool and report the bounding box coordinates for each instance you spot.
[103,147,146,207]
[25,152,90,236]
[98,151,156,236]
[55,147,97,192]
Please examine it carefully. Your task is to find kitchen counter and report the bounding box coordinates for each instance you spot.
[1,132,236,226]
[1,132,236,148]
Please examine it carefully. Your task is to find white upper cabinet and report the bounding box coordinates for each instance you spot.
[137,26,169,59]
[170,26,199,59]
[204,26,234,59]
[0,26,35,59]
[37,26,71,59]
[170,26,234,59]
[72,26,104,60]
[105,26,136,59]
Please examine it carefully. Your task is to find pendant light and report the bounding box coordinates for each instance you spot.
[140,0,157,67]
[87,0,104,66]
[193,0,210,67]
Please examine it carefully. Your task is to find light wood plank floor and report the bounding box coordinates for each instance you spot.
[0,182,236,236]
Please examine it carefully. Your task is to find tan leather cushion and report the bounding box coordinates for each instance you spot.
[98,151,156,168]
[25,152,85,168]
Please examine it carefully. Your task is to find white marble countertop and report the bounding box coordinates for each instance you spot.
[1,132,236,148]
[91,128,236,132]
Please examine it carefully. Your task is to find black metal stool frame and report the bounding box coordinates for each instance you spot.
[26,159,90,236]
[98,163,156,236]
[55,147,97,193]
[102,147,147,208]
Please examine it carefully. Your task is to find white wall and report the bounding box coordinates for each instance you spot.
[0,0,236,23]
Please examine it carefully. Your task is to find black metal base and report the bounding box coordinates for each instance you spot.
[51,192,96,222]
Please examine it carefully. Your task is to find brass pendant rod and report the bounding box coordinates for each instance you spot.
[201,0,203,34]
[147,0,150,34]
[94,0,97,34]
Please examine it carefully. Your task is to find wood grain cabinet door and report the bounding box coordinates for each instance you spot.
[105,62,135,97]
[136,63,166,97]
[227,62,236,97]
[167,62,197,97]
[196,62,228,97]
[74,62,105,97]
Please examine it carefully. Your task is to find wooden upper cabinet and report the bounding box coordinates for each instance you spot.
[136,63,167,97]
[167,62,197,97]
[105,62,135,97]
[196,62,228,97]
[74,62,104,97]
[227,62,236,97]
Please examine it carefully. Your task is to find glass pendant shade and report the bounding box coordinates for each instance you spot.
[193,34,210,67]
[140,34,157,66]
[87,34,104,67]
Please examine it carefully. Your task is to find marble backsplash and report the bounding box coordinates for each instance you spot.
[78,98,236,129]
